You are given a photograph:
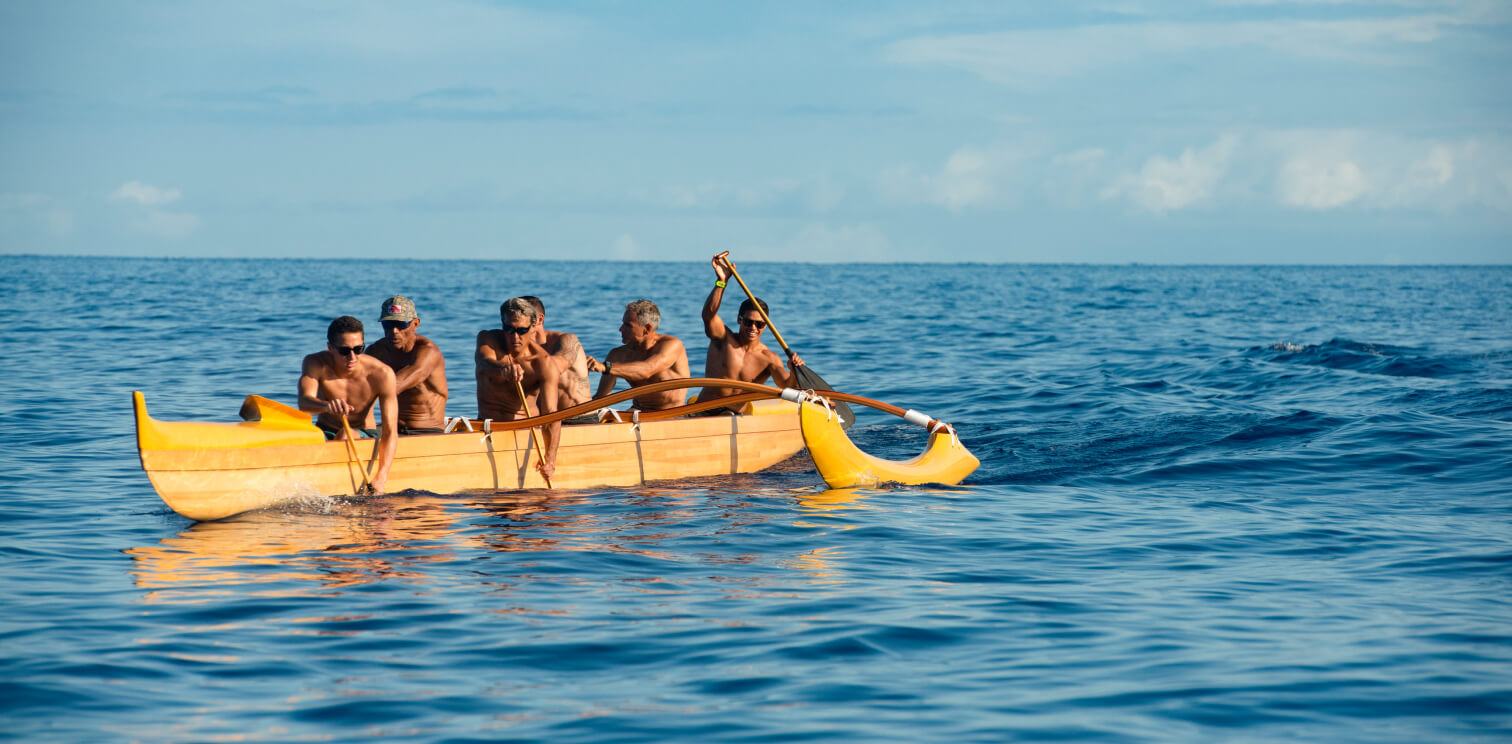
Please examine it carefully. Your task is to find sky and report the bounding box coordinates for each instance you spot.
[1,0,1509,263]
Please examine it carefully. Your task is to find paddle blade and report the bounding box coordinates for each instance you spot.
[791,364,856,429]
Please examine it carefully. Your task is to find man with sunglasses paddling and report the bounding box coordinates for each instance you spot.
[476,297,561,480]
[366,296,448,435]
[298,315,399,493]
[696,254,804,413]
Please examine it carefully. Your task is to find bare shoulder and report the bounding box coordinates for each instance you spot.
[605,344,633,362]
[656,334,685,352]
[415,335,443,356]
[554,332,582,351]
[362,357,397,389]
[301,352,330,375]
[363,355,395,378]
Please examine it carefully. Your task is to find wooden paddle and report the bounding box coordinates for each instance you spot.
[513,379,555,489]
[339,417,374,495]
[715,251,855,428]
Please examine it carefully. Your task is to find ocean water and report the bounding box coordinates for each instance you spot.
[2,256,1510,742]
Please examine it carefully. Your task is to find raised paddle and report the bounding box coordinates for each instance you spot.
[339,417,374,495]
[513,378,555,488]
[715,251,855,428]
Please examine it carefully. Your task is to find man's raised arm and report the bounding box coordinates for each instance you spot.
[703,254,733,342]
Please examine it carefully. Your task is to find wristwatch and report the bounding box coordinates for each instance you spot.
[604,360,613,375]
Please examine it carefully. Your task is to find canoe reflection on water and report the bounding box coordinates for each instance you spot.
[124,487,879,602]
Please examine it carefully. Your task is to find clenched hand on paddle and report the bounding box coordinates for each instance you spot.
[714,251,855,428]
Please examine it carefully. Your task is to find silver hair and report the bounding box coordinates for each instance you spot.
[501,297,538,325]
[625,299,660,329]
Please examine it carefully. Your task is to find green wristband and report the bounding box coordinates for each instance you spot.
[714,280,727,288]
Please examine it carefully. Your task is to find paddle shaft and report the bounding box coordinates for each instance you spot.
[339,417,373,493]
[715,251,794,357]
[513,379,554,489]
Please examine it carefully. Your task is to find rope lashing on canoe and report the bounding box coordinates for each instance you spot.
[444,416,470,433]
[780,388,837,421]
[599,408,641,433]
[479,419,493,444]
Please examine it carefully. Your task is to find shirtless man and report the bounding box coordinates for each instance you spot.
[698,255,804,411]
[587,299,690,411]
[475,297,560,479]
[298,316,399,493]
[519,295,591,409]
[365,296,448,434]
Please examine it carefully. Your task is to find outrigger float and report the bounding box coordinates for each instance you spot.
[134,378,979,521]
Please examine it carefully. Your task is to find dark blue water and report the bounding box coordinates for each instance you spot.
[3,257,1510,742]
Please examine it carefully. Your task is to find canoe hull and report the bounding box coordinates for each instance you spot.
[136,392,805,521]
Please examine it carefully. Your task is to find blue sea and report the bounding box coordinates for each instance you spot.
[3,256,1510,742]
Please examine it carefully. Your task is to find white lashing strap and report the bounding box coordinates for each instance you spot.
[443,416,468,433]
[902,409,932,428]
[599,409,640,433]
[929,420,960,447]
[479,418,493,444]
[782,388,834,421]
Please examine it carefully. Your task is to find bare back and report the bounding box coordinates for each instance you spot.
[543,330,591,408]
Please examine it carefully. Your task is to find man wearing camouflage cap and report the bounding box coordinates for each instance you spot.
[367,295,449,434]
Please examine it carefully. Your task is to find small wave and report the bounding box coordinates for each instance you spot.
[1256,338,1480,380]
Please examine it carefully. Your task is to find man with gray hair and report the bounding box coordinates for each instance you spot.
[476,297,560,479]
[588,299,689,411]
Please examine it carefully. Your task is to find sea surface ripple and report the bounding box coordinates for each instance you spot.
[1,258,1509,742]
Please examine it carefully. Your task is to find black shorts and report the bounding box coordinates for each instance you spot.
[319,424,379,440]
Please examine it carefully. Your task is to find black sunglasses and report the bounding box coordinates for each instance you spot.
[332,344,365,356]
[504,325,532,335]
[381,320,412,331]
[739,317,767,330]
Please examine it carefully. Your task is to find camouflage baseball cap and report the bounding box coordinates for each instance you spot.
[379,296,418,322]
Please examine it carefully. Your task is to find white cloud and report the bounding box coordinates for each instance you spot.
[108,181,199,238]
[1263,131,1512,211]
[612,233,640,260]
[110,181,181,206]
[886,15,1458,87]
[1277,157,1370,209]
[880,144,1032,212]
[1103,135,1237,213]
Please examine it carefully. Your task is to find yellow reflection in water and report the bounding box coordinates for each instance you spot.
[126,486,868,603]
[125,494,466,601]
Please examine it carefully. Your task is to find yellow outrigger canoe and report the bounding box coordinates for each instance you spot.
[134,378,978,521]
